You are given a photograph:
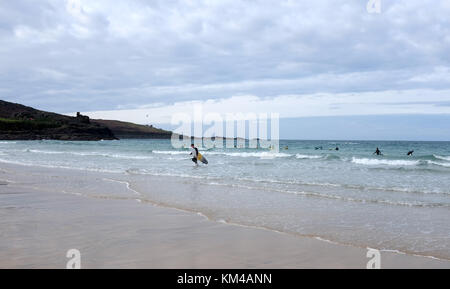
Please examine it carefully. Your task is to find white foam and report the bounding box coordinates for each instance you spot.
[109,154,153,160]
[152,150,291,158]
[102,178,142,195]
[351,157,420,166]
[152,150,188,155]
[434,155,450,162]
[295,154,322,159]
[0,158,122,173]
[0,142,16,144]
[213,151,291,158]
[62,190,83,196]
[27,149,63,154]
[26,149,153,160]
[428,161,450,168]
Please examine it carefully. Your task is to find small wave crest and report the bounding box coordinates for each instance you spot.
[427,161,450,168]
[295,154,323,159]
[219,152,291,158]
[352,157,420,166]
[152,150,188,155]
[152,150,291,158]
[434,155,450,162]
[26,149,153,160]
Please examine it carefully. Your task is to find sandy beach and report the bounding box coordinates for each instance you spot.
[0,162,449,269]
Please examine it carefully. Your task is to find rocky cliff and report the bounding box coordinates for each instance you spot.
[0,100,116,141]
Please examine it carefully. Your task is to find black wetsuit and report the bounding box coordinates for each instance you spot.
[191,147,199,164]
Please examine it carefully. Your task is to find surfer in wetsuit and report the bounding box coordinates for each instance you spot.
[373,147,382,156]
[407,150,414,156]
[190,144,199,165]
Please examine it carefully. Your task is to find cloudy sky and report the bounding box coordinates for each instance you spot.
[1,0,450,139]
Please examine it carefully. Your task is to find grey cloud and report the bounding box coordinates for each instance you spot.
[0,0,449,113]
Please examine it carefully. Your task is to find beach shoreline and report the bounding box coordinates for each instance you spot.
[1,162,449,269]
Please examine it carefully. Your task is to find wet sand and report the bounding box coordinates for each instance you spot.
[0,162,449,269]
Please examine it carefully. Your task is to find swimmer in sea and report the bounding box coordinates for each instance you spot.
[373,147,382,156]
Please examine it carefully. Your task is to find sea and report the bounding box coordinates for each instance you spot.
[0,139,449,260]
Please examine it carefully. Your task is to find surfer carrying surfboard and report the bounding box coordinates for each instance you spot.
[190,144,199,164]
[190,144,208,165]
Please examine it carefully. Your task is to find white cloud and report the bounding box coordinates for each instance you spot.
[81,89,450,125]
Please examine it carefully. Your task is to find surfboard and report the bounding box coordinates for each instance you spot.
[197,152,208,164]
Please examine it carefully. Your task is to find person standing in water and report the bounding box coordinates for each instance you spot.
[190,144,199,165]
[373,147,382,156]
[407,150,414,156]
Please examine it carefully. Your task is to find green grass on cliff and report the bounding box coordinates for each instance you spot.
[0,117,61,131]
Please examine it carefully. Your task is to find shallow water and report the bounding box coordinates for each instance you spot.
[0,139,449,259]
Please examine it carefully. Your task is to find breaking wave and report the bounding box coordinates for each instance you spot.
[351,158,420,166]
